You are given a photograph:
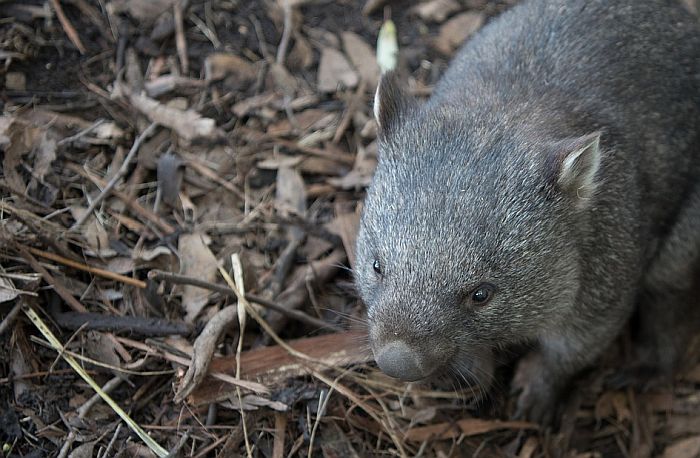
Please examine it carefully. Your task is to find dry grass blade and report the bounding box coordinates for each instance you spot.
[22,306,169,457]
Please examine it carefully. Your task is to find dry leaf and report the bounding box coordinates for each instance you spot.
[328,141,377,190]
[83,331,123,373]
[157,152,184,208]
[413,0,462,23]
[179,232,219,322]
[662,436,700,458]
[109,0,176,22]
[204,53,257,82]
[269,62,299,97]
[404,418,537,442]
[69,207,117,257]
[6,72,26,90]
[288,32,314,69]
[317,47,359,93]
[0,276,19,303]
[276,166,306,218]
[434,12,484,55]
[341,32,380,89]
[68,441,95,458]
[326,211,360,269]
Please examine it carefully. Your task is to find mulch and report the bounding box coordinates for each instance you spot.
[1,0,699,456]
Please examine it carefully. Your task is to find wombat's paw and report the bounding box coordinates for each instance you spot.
[512,379,556,425]
[510,353,558,425]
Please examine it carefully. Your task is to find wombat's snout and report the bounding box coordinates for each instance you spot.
[375,341,431,381]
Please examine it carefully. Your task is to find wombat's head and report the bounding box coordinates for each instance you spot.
[355,73,602,384]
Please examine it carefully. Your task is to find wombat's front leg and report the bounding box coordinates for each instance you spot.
[512,331,610,424]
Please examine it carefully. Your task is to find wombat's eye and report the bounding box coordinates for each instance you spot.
[373,260,382,275]
[470,283,495,305]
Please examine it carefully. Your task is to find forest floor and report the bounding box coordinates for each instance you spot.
[1,0,700,457]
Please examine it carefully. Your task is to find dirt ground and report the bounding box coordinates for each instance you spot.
[1,0,700,457]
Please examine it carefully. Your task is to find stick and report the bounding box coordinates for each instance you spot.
[17,246,88,313]
[49,0,86,54]
[25,246,147,289]
[71,122,158,230]
[174,2,189,74]
[148,270,341,332]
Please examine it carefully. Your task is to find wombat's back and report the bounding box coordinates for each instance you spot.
[430,0,700,225]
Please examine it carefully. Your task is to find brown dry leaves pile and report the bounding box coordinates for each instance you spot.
[1,0,699,457]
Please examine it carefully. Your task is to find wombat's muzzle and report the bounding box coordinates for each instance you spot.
[374,340,435,381]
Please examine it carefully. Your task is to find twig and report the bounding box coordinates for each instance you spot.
[100,423,123,458]
[49,0,86,54]
[78,376,124,418]
[57,119,106,147]
[333,80,367,144]
[148,270,341,331]
[307,388,332,458]
[17,246,88,313]
[0,302,21,336]
[71,122,158,230]
[24,246,147,289]
[276,0,293,66]
[67,162,176,234]
[52,310,191,336]
[174,2,189,74]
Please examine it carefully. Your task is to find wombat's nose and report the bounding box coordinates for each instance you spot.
[375,341,426,381]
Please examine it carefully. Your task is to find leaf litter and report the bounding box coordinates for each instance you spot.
[0,0,698,457]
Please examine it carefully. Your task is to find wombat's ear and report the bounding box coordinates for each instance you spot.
[373,71,416,134]
[549,132,601,200]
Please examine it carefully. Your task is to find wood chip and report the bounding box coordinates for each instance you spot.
[433,12,485,55]
[318,47,359,93]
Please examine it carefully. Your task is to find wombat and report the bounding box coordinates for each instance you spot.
[355,0,700,423]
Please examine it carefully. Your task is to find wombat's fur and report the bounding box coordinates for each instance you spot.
[355,0,700,423]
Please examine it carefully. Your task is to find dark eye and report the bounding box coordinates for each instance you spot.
[373,260,382,275]
[470,283,495,305]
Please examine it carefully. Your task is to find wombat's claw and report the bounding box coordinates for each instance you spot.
[512,385,556,425]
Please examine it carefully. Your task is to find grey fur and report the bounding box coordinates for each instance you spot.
[355,0,700,423]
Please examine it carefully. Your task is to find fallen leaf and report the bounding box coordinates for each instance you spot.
[275,166,306,218]
[69,207,117,257]
[5,72,26,90]
[341,32,380,89]
[317,47,359,93]
[662,436,700,458]
[404,418,537,442]
[267,109,330,137]
[179,232,219,322]
[413,0,462,23]
[83,331,123,373]
[328,141,377,190]
[325,211,360,269]
[109,0,176,22]
[0,276,19,303]
[288,32,314,69]
[157,152,184,208]
[204,53,257,82]
[433,12,484,55]
[269,63,298,97]
[68,441,95,458]
[666,415,700,437]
